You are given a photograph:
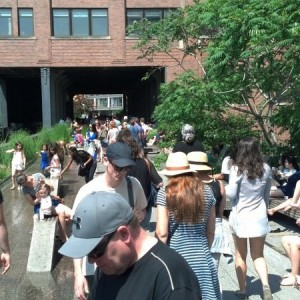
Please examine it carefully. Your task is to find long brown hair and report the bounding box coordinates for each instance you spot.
[166,174,205,224]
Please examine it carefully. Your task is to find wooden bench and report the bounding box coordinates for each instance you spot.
[26,177,60,273]
[269,197,300,221]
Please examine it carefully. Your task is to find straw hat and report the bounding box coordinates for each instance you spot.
[160,152,195,176]
[187,151,212,171]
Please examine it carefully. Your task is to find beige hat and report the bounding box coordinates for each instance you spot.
[187,151,212,171]
[160,152,195,176]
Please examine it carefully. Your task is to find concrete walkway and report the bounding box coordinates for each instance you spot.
[0,156,300,299]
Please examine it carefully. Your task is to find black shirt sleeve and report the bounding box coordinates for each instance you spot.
[0,190,3,204]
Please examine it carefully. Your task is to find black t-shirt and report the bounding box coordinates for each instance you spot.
[92,241,201,300]
[128,158,162,198]
[172,141,204,154]
[0,190,3,204]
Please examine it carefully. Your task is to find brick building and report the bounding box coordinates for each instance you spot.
[0,0,196,132]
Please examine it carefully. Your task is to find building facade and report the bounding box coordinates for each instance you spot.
[0,0,196,131]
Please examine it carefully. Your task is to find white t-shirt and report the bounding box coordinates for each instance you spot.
[40,195,52,215]
[72,174,147,276]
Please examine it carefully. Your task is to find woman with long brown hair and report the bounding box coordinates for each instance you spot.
[226,137,272,300]
[156,152,221,300]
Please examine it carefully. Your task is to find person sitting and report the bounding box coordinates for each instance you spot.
[268,180,300,216]
[272,155,299,186]
[280,231,300,286]
[36,183,72,242]
[270,169,300,199]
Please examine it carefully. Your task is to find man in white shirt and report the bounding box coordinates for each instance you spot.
[71,142,147,300]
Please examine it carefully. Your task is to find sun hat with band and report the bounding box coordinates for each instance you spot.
[59,191,134,258]
[106,142,135,167]
[187,151,212,171]
[160,152,195,177]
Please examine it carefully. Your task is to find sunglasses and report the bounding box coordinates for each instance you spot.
[88,231,116,260]
[109,160,131,173]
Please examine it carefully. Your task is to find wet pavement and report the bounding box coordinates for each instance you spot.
[0,155,300,299]
[0,158,84,300]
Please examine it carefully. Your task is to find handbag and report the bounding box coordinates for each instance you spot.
[144,158,160,207]
[78,164,86,177]
[148,182,159,207]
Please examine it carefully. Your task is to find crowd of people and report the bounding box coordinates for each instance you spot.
[1,121,300,300]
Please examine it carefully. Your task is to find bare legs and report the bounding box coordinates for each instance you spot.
[232,235,271,297]
[281,235,300,286]
[53,204,72,242]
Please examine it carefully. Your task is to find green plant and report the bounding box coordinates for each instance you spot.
[153,152,168,170]
[0,124,71,180]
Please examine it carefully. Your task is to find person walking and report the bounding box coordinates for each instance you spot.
[188,151,233,299]
[156,152,221,300]
[172,124,204,154]
[225,137,273,300]
[59,191,201,300]
[70,142,148,300]
[0,190,10,275]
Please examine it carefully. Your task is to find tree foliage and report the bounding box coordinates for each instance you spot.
[129,0,300,149]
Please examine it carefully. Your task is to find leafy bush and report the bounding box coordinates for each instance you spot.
[0,124,70,180]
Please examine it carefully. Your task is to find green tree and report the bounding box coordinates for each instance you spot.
[129,0,300,148]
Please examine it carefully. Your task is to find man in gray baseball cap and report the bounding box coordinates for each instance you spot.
[59,191,200,300]
[59,191,134,258]
[70,142,148,299]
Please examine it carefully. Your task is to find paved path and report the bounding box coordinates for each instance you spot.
[0,157,300,299]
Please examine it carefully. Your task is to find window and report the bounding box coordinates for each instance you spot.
[126,8,177,36]
[18,8,34,37]
[0,8,12,37]
[52,8,108,37]
[53,9,70,37]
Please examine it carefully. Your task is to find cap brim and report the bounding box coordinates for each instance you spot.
[58,235,103,258]
[112,158,135,167]
[189,165,212,171]
[159,169,196,177]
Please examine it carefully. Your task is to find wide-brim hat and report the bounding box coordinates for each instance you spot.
[160,152,195,176]
[187,151,212,171]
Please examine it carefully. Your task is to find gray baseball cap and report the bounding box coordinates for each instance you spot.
[59,191,134,258]
[106,142,135,167]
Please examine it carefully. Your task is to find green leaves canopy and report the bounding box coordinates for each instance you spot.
[129,0,300,148]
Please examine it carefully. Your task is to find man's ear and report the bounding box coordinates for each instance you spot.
[103,156,109,167]
[117,226,131,243]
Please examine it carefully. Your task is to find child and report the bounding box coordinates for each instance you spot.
[35,183,71,242]
[44,144,61,178]
[6,141,26,190]
[36,144,49,175]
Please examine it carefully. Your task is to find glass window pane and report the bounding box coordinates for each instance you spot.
[72,9,89,37]
[145,9,162,23]
[53,9,69,37]
[126,9,143,26]
[19,8,34,37]
[91,9,108,36]
[0,9,12,36]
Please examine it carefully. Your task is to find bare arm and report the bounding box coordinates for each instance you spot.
[0,204,10,274]
[60,157,74,176]
[206,205,216,249]
[218,180,226,218]
[24,193,39,206]
[73,258,89,300]
[155,205,169,244]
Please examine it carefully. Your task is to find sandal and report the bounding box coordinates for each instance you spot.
[235,291,249,299]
